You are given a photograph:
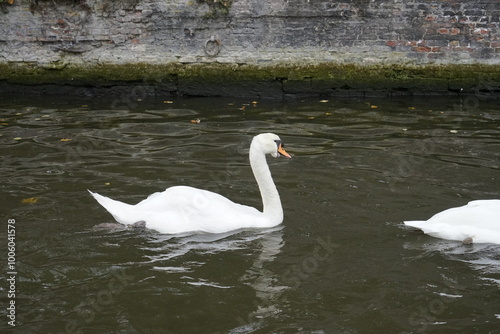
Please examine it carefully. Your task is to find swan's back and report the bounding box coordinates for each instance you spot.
[90,186,268,234]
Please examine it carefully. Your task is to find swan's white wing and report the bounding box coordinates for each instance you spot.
[132,186,265,234]
[90,186,269,234]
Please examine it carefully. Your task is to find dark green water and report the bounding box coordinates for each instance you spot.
[1,95,500,334]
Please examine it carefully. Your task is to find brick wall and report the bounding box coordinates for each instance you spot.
[1,0,499,64]
[0,0,499,96]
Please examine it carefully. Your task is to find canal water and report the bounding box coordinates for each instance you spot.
[1,94,500,333]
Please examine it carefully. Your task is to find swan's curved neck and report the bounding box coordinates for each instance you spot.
[249,141,283,224]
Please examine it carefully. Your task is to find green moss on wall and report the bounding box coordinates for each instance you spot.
[196,0,233,18]
[0,62,499,96]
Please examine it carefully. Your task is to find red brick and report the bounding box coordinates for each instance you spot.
[450,28,460,35]
[415,46,432,52]
[437,28,449,34]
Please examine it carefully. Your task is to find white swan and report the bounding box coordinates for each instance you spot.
[404,200,500,244]
[89,133,291,234]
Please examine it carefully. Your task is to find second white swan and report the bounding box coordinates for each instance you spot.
[404,199,500,244]
[89,133,291,234]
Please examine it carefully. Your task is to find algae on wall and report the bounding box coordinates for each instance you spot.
[1,62,499,98]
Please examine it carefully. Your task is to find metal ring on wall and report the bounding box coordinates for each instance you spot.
[204,36,221,57]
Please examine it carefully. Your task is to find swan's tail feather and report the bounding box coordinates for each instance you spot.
[403,220,427,229]
[88,190,137,225]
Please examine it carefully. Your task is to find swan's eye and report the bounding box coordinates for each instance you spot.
[274,140,283,148]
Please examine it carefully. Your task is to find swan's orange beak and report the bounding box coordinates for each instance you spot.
[278,144,291,159]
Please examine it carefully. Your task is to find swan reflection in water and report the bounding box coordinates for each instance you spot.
[404,238,500,287]
[142,225,287,322]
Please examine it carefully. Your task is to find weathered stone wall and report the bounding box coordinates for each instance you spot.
[1,0,500,97]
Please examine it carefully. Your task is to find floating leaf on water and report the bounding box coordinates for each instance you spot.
[60,138,72,142]
[104,182,111,186]
[450,130,458,134]
[1,123,8,126]
[408,107,416,110]
[163,101,173,104]
[190,119,201,124]
[13,137,22,141]
[325,112,332,116]
[308,116,315,119]
[22,197,39,204]
[370,105,378,109]
[319,100,329,103]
